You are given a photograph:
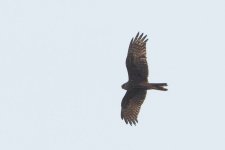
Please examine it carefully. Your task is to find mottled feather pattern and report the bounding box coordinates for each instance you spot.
[128,33,148,64]
[126,32,149,82]
[121,89,147,125]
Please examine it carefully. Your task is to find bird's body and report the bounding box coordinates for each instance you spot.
[121,32,168,125]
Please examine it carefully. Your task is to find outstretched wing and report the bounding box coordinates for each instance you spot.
[121,89,147,125]
[126,32,149,82]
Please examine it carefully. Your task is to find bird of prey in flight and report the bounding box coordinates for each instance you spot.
[121,32,168,125]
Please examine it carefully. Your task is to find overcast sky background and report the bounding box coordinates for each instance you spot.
[0,0,225,150]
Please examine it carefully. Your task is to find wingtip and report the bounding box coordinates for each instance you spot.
[130,38,134,43]
[122,118,139,126]
[133,32,148,43]
[142,35,148,41]
[134,32,140,41]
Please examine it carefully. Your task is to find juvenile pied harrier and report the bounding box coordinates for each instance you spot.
[121,32,168,125]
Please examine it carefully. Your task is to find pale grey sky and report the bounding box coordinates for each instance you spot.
[0,0,225,150]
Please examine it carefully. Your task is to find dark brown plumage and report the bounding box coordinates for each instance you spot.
[121,32,168,125]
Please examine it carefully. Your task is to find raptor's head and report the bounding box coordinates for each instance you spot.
[121,83,128,90]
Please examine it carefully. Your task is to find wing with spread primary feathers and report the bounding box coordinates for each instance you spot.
[126,32,149,82]
[121,89,147,125]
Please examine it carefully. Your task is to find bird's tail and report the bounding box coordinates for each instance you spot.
[148,83,168,91]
